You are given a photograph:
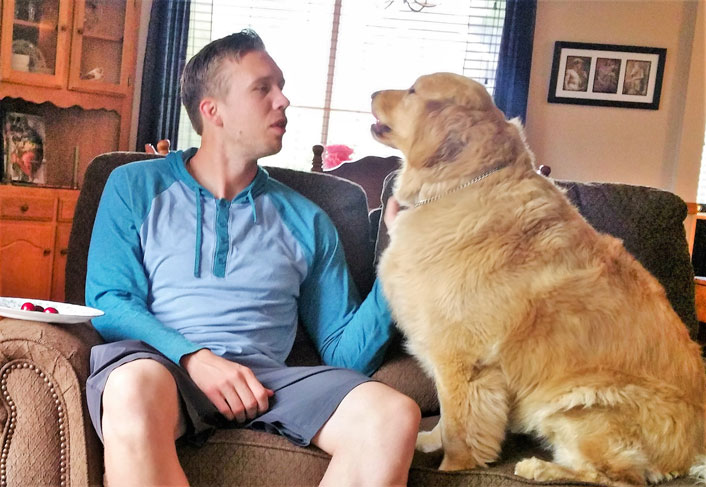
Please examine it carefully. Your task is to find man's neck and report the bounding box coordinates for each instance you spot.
[188,143,259,200]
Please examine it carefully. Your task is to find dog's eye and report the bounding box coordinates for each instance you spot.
[408,87,416,94]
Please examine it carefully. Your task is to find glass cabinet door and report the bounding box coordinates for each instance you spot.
[68,0,137,96]
[0,0,71,87]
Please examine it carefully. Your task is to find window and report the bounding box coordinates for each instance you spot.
[178,0,506,170]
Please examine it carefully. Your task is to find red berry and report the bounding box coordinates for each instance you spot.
[21,302,35,311]
[44,307,58,314]
[33,305,44,312]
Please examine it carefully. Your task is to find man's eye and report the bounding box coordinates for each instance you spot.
[256,85,269,93]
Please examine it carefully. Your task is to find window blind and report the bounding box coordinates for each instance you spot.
[177,0,506,170]
[697,126,706,203]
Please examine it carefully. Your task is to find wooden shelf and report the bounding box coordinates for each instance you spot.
[13,19,55,30]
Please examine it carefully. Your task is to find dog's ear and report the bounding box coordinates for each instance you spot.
[413,101,474,168]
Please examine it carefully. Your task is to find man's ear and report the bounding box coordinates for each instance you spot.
[199,97,222,128]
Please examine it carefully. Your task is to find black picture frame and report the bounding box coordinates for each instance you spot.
[548,41,667,110]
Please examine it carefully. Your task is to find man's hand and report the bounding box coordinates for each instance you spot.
[384,195,403,230]
[181,349,274,423]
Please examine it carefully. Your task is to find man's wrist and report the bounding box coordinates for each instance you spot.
[180,347,208,369]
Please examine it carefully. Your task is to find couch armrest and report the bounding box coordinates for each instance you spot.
[0,318,104,486]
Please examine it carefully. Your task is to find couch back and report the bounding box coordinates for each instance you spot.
[65,152,375,310]
[556,180,698,337]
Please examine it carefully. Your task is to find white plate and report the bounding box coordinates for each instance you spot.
[0,297,103,324]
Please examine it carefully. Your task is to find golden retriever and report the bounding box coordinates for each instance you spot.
[371,72,706,486]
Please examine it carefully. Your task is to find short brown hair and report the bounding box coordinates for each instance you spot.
[180,29,266,135]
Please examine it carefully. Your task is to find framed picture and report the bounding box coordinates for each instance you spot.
[2,112,47,184]
[548,41,667,110]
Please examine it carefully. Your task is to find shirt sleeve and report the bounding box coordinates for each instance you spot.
[298,211,395,376]
[85,169,202,364]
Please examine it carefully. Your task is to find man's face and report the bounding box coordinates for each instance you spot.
[212,50,290,159]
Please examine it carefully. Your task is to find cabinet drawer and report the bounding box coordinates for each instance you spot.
[58,198,77,222]
[0,196,55,221]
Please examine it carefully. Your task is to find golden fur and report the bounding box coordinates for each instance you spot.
[371,72,706,486]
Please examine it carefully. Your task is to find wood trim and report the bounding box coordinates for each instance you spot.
[0,81,123,112]
[694,276,706,323]
[320,0,342,146]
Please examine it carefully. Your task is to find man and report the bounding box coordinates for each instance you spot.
[85,30,420,486]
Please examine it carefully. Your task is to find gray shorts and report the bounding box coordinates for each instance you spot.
[86,340,371,447]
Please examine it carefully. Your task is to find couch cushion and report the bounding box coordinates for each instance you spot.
[179,417,699,486]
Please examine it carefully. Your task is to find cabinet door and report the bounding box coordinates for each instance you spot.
[0,0,72,88]
[68,0,137,96]
[0,221,54,300]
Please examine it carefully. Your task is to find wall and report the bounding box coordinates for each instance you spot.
[525,0,704,203]
[128,1,704,201]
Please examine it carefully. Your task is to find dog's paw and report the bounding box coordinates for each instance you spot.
[416,429,442,453]
[514,457,548,480]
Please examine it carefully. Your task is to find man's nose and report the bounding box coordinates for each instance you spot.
[276,90,290,110]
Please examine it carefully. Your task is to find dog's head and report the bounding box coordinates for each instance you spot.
[371,73,533,203]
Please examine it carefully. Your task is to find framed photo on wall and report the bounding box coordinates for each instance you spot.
[548,41,667,110]
[2,112,47,184]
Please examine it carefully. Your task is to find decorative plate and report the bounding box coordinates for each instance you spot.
[0,297,103,324]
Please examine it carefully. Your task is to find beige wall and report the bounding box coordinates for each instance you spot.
[525,0,704,203]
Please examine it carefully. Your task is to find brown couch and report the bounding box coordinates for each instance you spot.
[0,151,701,486]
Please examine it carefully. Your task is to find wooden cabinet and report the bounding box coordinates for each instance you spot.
[1,0,137,96]
[0,1,141,299]
[0,185,78,301]
[0,0,141,188]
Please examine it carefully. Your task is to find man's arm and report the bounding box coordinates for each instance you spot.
[85,168,202,364]
[298,205,398,376]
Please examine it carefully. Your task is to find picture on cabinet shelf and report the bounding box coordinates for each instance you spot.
[3,112,46,184]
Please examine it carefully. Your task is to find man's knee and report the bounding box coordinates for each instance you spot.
[377,390,421,442]
[102,359,180,442]
[352,383,421,443]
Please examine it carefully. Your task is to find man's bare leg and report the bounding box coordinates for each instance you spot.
[313,382,421,486]
[102,359,188,486]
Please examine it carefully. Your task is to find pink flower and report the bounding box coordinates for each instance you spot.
[323,144,354,170]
